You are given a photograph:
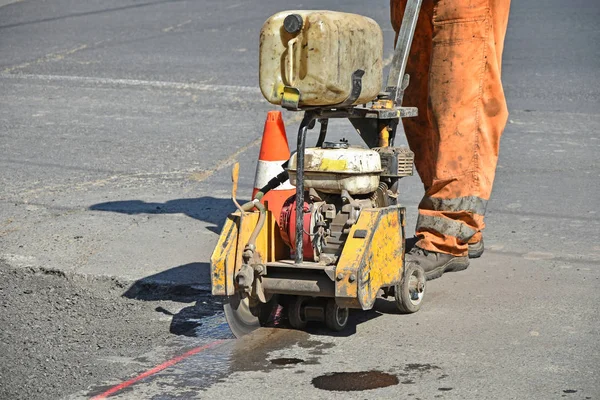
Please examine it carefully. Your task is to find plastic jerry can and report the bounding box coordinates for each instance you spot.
[259,10,383,109]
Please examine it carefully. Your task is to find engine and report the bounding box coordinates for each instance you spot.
[280,142,414,264]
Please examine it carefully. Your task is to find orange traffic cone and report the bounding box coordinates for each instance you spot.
[252,111,295,220]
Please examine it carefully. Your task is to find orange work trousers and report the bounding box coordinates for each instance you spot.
[391,0,511,256]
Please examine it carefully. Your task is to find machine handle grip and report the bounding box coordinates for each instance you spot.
[231,162,246,215]
[286,37,298,86]
[231,162,240,200]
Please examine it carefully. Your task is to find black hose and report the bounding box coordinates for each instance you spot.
[257,170,289,197]
[294,112,317,264]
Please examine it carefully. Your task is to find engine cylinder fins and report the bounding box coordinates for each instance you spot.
[370,182,391,208]
[374,146,415,178]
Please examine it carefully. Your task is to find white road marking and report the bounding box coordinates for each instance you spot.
[0,72,261,94]
[0,0,23,8]
[2,44,95,73]
[162,19,193,32]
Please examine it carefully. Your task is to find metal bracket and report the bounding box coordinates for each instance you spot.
[282,86,301,110]
[335,69,365,108]
[283,69,364,111]
[324,266,336,281]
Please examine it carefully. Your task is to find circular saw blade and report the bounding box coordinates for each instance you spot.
[223,293,260,338]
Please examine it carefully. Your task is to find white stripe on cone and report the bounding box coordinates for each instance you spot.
[254,160,295,190]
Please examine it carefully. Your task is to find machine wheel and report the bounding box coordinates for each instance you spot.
[324,299,349,332]
[395,264,426,314]
[288,296,308,330]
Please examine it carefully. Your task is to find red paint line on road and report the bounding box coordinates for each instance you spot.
[90,339,226,399]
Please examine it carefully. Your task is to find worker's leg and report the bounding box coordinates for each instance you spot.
[466,0,511,254]
[391,0,510,274]
[415,0,511,257]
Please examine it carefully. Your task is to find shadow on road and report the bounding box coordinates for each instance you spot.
[304,309,384,337]
[121,262,225,338]
[120,262,394,339]
[254,296,395,338]
[89,196,242,233]
[303,297,409,338]
[89,198,241,338]
[122,262,210,301]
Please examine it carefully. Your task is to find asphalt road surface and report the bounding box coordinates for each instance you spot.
[1,0,599,399]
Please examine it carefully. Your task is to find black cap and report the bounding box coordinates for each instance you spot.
[283,14,303,34]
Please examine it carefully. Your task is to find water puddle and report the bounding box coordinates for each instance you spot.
[312,371,399,391]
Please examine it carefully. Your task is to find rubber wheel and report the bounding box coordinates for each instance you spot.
[324,299,349,332]
[288,296,308,330]
[395,264,426,314]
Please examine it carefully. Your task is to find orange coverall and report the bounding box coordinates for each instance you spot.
[391,0,511,256]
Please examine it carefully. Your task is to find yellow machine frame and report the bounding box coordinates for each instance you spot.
[211,205,406,311]
[212,1,428,335]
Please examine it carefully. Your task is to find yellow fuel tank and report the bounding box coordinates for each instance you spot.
[259,10,383,108]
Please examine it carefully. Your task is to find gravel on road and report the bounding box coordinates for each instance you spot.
[0,260,215,400]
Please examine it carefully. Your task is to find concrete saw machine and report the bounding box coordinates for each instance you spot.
[211,1,426,337]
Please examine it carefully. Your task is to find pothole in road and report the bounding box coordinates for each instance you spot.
[404,363,441,372]
[270,357,304,365]
[312,371,399,391]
